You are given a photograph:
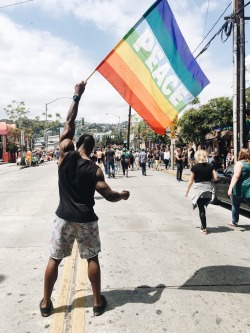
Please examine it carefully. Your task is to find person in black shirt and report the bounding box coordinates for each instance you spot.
[175,148,185,181]
[40,82,130,318]
[185,150,217,234]
[105,145,115,178]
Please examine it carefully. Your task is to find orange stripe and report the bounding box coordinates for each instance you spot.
[105,52,173,129]
[98,61,170,134]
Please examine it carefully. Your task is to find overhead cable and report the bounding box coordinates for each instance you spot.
[193,2,232,54]
[195,1,250,59]
[0,0,34,9]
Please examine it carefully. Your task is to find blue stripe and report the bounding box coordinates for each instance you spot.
[153,0,209,89]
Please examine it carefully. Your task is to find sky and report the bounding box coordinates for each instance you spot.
[0,0,250,125]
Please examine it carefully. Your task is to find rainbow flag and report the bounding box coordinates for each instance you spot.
[96,0,209,135]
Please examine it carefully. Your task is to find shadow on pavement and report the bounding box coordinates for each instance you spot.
[239,224,250,232]
[180,265,250,294]
[204,226,234,234]
[54,284,165,314]
[0,275,6,283]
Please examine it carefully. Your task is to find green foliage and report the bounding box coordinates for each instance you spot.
[246,87,250,116]
[4,100,29,125]
[4,100,62,140]
[178,97,233,144]
[136,120,170,145]
[6,142,18,152]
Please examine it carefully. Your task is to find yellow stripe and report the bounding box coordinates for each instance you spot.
[114,41,178,121]
[50,242,77,333]
[71,255,87,332]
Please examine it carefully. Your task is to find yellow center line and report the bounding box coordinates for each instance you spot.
[71,256,87,332]
[162,169,190,180]
[50,242,77,333]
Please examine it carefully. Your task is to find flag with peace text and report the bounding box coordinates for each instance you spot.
[96,0,209,135]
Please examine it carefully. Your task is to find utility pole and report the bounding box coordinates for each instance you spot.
[127,105,131,150]
[232,0,247,162]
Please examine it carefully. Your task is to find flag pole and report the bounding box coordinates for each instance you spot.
[84,70,96,83]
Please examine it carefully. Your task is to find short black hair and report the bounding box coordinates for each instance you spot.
[76,134,95,155]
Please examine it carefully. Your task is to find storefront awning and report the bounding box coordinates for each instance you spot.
[0,122,7,135]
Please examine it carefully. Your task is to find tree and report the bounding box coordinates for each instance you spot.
[178,97,233,144]
[4,100,29,129]
[178,107,211,145]
[4,101,62,147]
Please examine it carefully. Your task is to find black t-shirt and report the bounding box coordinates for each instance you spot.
[191,163,214,183]
[106,150,115,162]
[154,150,160,160]
[176,154,183,165]
[56,151,99,222]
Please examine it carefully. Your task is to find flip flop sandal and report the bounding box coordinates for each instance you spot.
[93,295,107,316]
[40,300,54,317]
[228,223,238,227]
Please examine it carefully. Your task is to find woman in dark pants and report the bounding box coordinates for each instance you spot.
[185,150,217,234]
[228,148,250,226]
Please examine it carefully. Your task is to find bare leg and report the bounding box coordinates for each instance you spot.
[42,257,62,307]
[87,255,102,306]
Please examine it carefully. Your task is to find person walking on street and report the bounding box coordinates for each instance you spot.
[121,147,129,178]
[139,148,147,176]
[228,148,250,227]
[189,148,195,169]
[106,145,115,178]
[97,148,104,168]
[40,82,130,318]
[153,148,161,171]
[115,148,122,174]
[176,148,184,181]
[185,150,217,235]
[129,149,135,170]
[103,148,108,175]
[163,147,170,169]
[134,150,140,170]
[147,149,154,169]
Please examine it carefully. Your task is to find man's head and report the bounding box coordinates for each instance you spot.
[76,134,95,156]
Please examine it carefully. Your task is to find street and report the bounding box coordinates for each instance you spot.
[0,161,250,333]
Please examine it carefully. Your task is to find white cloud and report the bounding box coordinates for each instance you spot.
[0,14,128,123]
[0,0,241,127]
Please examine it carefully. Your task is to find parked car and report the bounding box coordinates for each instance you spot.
[211,164,250,212]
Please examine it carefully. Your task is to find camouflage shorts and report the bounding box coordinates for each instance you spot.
[50,216,101,260]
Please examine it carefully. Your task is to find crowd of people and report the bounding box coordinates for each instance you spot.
[38,82,250,319]
[16,147,61,166]
[88,145,235,180]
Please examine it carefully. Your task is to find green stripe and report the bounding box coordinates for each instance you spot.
[125,31,191,112]
[145,9,202,95]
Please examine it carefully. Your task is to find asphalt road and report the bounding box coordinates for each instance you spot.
[0,161,250,333]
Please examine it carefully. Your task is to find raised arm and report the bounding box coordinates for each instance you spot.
[60,81,86,144]
[95,168,130,202]
[58,81,86,166]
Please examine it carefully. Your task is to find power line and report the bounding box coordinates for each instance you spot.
[202,0,211,41]
[0,0,34,9]
[195,1,250,59]
[193,2,232,54]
